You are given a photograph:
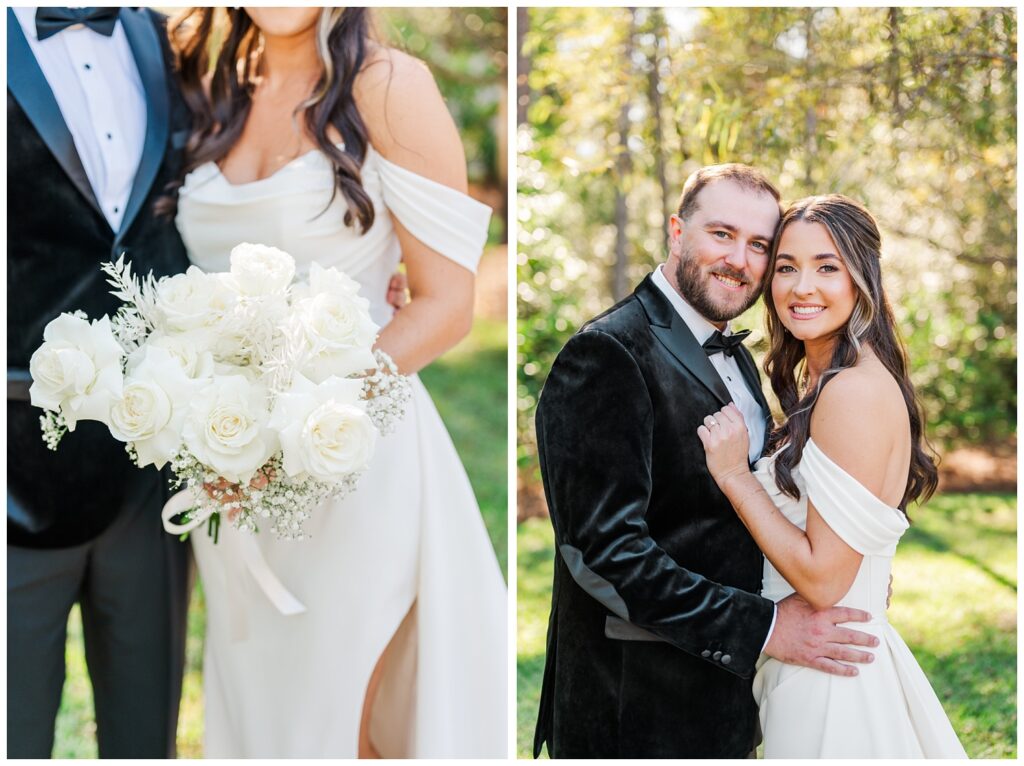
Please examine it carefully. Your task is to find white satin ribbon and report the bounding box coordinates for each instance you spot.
[236,535,307,616]
[160,486,216,534]
[161,489,307,619]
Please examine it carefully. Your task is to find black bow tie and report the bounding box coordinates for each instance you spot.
[36,7,119,41]
[702,329,751,358]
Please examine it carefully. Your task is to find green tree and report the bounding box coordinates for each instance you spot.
[518,7,1016,483]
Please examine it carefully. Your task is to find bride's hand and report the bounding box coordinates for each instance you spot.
[696,403,750,485]
[203,478,243,521]
[203,467,275,522]
[386,271,409,313]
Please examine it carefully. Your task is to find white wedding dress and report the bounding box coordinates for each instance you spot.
[174,144,507,758]
[752,439,967,758]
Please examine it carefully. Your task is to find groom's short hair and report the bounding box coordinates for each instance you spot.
[677,164,781,221]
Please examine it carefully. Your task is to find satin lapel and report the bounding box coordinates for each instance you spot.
[734,345,774,453]
[7,9,103,217]
[734,346,770,414]
[636,277,732,407]
[117,8,169,242]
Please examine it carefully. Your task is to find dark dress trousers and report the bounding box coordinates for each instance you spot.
[533,275,777,759]
[7,8,192,758]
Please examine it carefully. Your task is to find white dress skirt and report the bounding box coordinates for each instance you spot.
[174,144,507,758]
[752,439,967,758]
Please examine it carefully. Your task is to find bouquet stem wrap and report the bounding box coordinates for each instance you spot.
[162,488,307,620]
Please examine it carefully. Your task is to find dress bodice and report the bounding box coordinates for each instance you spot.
[175,144,491,328]
[753,439,910,619]
[751,441,967,759]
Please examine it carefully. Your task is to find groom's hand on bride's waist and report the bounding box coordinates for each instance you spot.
[764,593,879,677]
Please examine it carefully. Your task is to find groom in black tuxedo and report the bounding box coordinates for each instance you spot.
[7,7,192,757]
[533,165,878,758]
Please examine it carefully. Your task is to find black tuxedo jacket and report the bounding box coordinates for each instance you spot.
[533,275,777,758]
[7,8,192,548]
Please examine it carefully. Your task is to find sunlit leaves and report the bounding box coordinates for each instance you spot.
[518,7,1016,464]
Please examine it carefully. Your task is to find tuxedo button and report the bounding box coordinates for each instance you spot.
[712,651,722,661]
[701,650,711,658]
[721,654,732,665]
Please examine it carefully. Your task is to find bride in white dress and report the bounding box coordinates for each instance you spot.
[164,8,505,758]
[699,195,966,757]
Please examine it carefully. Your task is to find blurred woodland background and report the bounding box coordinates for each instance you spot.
[516,7,1015,758]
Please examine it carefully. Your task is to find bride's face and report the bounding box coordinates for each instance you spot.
[245,7,321,38]
[770,220,858,342]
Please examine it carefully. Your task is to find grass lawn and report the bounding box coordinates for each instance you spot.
[517,492,1017,759]
[51,312,507,758]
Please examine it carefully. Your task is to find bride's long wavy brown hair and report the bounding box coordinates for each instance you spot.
[156,7,375,232]
[763,195,938,513]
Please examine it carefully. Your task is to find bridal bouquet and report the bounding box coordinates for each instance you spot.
[28,244,411,540]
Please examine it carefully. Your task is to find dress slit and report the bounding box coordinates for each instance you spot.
[362,598,419,758]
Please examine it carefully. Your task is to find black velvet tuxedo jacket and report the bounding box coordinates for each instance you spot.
[534,275,777,758]
[7,8,192,548]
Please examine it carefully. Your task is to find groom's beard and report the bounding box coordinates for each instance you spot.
[675,244,764,324]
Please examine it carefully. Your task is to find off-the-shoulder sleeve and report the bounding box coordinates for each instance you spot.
[375,149,492,274]
[801,439,909,556]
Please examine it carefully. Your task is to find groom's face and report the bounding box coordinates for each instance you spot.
[666,180,780,326]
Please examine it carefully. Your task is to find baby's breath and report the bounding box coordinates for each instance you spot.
[166,450,367,540]
[40,410,67,451]
[361,349,413,436]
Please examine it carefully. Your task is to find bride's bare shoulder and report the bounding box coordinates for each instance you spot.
[809,359,909,492]
[354,46,444,137]
[353,46,465,188]
[816,360,907,433]
[357,46,436,92]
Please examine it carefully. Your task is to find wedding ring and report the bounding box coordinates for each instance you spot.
[707,417,719,428]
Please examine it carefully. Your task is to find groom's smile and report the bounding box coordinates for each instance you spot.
[710,269,748,290]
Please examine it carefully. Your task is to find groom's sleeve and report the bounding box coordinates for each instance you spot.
[536,329,775,678]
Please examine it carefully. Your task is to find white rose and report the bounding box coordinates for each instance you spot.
[228,243,296,296]
[110,382,170,443]
[291,278,379,381]
[29,313,124,430]
[154,266,235,333]
[111,346,198,468]
[128,331,215,380]
[269,373,376,481]
[182,374,276,483]
[289,262,366,305]
[308,262,363,298]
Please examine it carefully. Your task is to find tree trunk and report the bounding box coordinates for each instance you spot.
[612,9,637,302]
[647,9,671,256]
[803,8,818,188]
[516,7,531,126]
[888,7,901,113]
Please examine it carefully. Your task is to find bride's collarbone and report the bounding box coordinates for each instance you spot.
[218,113,344,184]
[217,135,333,185]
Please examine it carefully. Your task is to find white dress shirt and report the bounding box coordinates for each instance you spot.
[651,264,778,649]
[651,264,766,463]
[14,7,147,232]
